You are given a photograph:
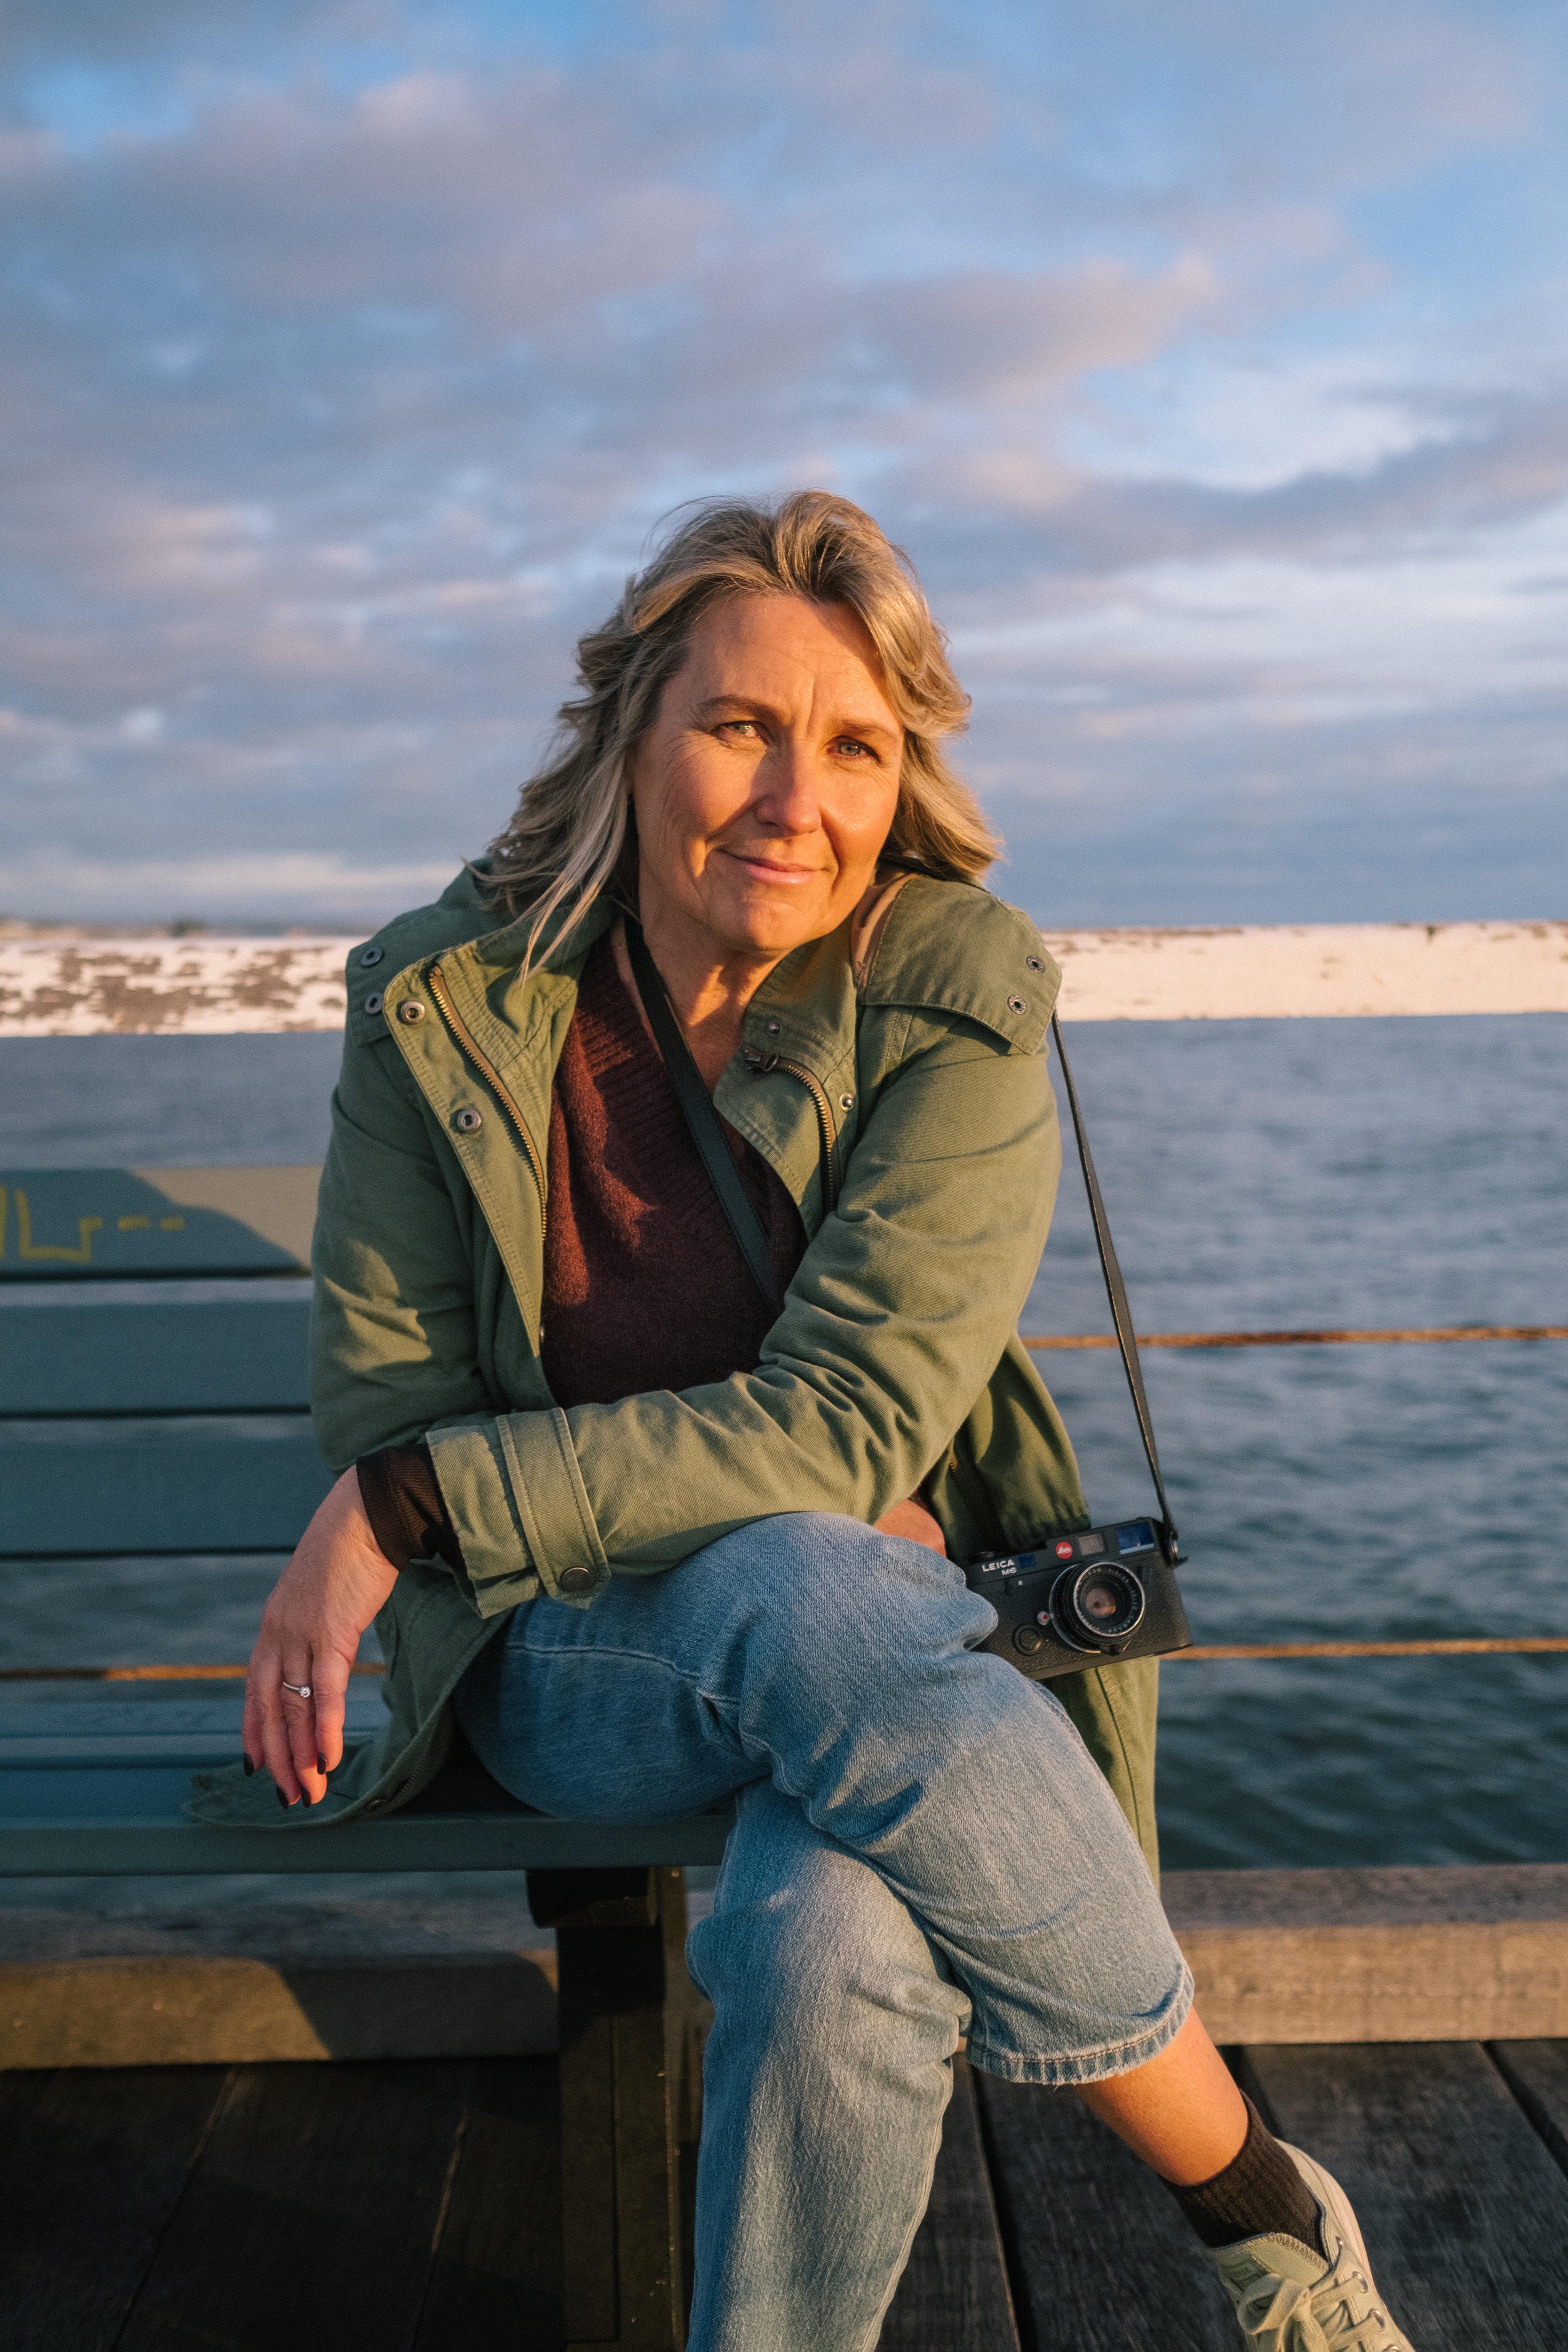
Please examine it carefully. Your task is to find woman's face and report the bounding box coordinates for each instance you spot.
[630,593,904,964]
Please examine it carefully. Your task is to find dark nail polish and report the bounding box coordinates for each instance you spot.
[277,1786,290,1810]
[242,1754,255,1777]
[317,1753,327,1774]
[302,1786,314,1807]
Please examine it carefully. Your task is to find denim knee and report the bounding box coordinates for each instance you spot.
[688,1789,970,2070]
[708,1512,993,1693]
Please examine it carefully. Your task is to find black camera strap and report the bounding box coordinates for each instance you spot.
[624,916,783,1315]
[625,914,1177,1555]
[1049,1012,1179,1558]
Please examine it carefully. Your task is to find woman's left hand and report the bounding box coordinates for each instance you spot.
[243,1468,398,1808]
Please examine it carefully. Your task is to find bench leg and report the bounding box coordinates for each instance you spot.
[527,1865,701,2350]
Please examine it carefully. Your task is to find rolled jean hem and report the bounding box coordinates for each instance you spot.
[963,1961,1195,2089]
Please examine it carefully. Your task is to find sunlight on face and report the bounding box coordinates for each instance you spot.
[630,594,904,965]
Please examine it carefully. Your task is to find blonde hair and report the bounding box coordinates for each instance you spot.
[482,490,999,967]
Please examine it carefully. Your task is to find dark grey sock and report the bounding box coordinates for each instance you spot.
[1163,2094,1327,2260]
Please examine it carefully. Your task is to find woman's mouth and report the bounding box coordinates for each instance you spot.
[723,850,824,886]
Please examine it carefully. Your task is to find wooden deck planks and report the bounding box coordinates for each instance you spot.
[0,2061,233,2351]
[1490,2038,1568,2174]
[4,2038,1568,2350]
[972,2072,1237,2351]
[116,2058,473,2352]
[413,2057,565,2349]
[1243,2040,1568,2348]
[879,2054,1019,2352]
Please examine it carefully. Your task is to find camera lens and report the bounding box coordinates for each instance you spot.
[1049,1563,1146,1652]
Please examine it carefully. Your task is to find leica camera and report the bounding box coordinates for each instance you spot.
[963,1516,1192,1682]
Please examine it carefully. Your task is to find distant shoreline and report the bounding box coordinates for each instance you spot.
[2,920,1565,1034]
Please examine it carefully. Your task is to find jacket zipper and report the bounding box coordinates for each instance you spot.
[424,960,547,1211]
[744,1047,843,1213]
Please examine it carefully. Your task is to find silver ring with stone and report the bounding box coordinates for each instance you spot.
[280,1678,313,1699]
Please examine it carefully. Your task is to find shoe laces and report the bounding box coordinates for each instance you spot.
[1234,2244,1395,2351]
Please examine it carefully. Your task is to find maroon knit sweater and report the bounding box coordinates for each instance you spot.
[358,935,805,1572]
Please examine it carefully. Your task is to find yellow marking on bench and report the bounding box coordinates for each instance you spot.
[12,1189,103,1264]
[118,1214,151,1230]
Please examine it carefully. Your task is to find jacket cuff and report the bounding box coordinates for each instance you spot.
[496,1407,609,1605]
[356,1443,467,1578]
[424,1418,539,1617]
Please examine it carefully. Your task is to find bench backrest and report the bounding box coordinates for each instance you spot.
[1,1167,332,1560]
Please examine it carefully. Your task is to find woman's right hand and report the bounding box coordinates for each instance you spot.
[242,1467,398,1808]
[875,1496,948,1555]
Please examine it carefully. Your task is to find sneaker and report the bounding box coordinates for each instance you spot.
[1207,2142,1416,2348]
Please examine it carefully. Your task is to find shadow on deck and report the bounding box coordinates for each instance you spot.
[3,2038,1566,2348]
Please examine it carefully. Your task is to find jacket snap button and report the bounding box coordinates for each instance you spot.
[1026,955,1043,972]
[1008,994,1026,1015]
[840,1093,854,1109]
[766,1020,782,1035]
[398,999,425,1024]
[452,1106,482,1134]
[558,1566,592,1594]
[364,992,383,1015]
[359,946,384,968]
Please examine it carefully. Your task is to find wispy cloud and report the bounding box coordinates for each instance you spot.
[1,0,1563,926]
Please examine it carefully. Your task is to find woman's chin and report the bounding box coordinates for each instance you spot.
[695,884,838,959]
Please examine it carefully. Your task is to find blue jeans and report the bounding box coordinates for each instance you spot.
[456,1512,1192,2352]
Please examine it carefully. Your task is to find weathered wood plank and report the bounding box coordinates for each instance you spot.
[0,1168,318,1278]
[1244,2040,1568,2345]
[973,2069,1236,2350]
[414,2056,565,2349]
[1488,2039,1568,2175]
[0,1294,310,1414]
[1166,1864,1568,2042]
[0,2062,233,2349]
[0,1891,560,2069]
[0,1412,333,1556]
[878,2052,1019,2352]
[116,2058,471,2351]
[1,1949,560,2069]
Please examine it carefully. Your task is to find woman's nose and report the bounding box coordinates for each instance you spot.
[753,742,822,832]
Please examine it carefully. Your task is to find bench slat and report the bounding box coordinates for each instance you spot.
[0,1297,310,1414]
[0,1810,733,1875]
[0,1414,333,1556]
[0,1168,318,1279]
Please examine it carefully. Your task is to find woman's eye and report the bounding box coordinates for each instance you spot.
[830,737,875,759]
[719,719,764,740]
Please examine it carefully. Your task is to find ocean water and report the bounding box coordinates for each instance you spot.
[2,1015,1565,1877]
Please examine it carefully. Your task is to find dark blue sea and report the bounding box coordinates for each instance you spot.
[2,1014,1565,1881]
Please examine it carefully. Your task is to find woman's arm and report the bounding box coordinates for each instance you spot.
[428,1010,1059,1607]
[245,1028,501,1804]
[242,1468,398,1807]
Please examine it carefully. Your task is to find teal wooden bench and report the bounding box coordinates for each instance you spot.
[0,1165,728,2351]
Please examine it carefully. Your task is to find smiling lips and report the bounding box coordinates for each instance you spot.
[723,849,826,885]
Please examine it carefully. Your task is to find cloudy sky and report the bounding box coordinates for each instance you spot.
[2,0,1564,931]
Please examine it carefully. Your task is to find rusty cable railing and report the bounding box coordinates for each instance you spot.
[3,1326,1562,1681]
[1023,1324,1568,1349]
[4,1637,1568,1678]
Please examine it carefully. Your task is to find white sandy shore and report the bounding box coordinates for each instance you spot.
[0,920,1564,1036]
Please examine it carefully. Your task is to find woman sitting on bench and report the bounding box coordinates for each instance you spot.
[238,493,1414,2352]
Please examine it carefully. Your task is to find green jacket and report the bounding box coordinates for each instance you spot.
[192,866,1160,1873]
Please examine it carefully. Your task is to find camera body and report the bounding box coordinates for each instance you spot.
[963,1516,1192,1682]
